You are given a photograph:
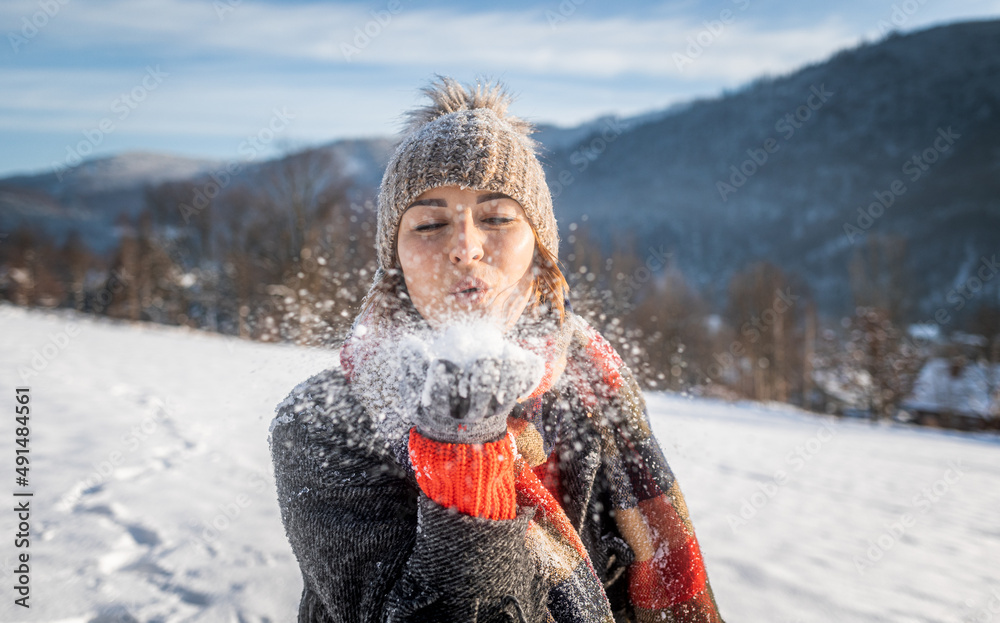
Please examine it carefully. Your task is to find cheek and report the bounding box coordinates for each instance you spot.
[398,237,438,270]
[492,229,535,272]
[398,237,448,293]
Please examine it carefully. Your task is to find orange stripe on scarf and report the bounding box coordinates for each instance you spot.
[514,456,590,564]
[628,535,707,608]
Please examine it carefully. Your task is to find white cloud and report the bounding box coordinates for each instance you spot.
[2,0,998,175]
[0,0,871,140]
[3,0,862,80]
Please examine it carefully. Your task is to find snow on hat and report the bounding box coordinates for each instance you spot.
[374,76,558,276]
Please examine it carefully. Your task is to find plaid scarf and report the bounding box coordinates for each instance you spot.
[339,300,724,623]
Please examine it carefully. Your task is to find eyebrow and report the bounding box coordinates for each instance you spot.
[407,198,447,208]
[476,192,511,204]
[405,192,514,210]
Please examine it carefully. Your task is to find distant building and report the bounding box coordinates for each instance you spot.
[900,356,1000,431]
[811,368,872,417]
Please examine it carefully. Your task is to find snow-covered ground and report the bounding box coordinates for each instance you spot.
[1,304,997,623]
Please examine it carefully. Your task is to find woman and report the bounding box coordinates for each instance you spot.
[270,76,726,623]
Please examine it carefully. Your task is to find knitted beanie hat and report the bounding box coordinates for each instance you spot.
[375,76,558,274]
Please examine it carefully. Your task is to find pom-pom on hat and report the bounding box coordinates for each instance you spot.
[375,76,558,275]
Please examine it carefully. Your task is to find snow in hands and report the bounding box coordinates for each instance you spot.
[398,317,546,443]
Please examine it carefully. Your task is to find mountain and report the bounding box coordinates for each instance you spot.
[0,152,222,253]
[541,19,1000,318]
[0,139,396,253]
[2,19,998,319]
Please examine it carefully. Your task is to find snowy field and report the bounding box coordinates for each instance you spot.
[1,304,998,623]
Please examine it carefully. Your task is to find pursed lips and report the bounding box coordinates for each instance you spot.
[450,277,490,296]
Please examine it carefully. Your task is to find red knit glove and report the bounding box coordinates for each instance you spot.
[407,428,517,520]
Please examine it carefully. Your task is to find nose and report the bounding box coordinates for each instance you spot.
[449,208,484,265]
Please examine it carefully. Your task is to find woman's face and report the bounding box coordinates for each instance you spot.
[396,185,537,331]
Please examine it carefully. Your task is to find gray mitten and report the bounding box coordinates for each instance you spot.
[399,332,545,444]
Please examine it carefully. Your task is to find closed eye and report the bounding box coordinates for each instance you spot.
[415,222,445,232]
[415,217,514,232]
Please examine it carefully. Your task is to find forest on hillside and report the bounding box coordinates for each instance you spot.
[4,147,999,426]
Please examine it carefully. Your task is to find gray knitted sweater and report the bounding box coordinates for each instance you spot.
[271,370,631,621]
[269,326,724,622]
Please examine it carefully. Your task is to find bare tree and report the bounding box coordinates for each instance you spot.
[58,230,93,311]
[0,227,63,307]
[627,258,711,391]
[802,299,819,409]
[969,303,1000,423]
[840,306,924,420]
[724,261,802,402]
[841,234,923,419]
[849,233,911,326]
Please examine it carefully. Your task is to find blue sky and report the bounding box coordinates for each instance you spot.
[2,0,999,178]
